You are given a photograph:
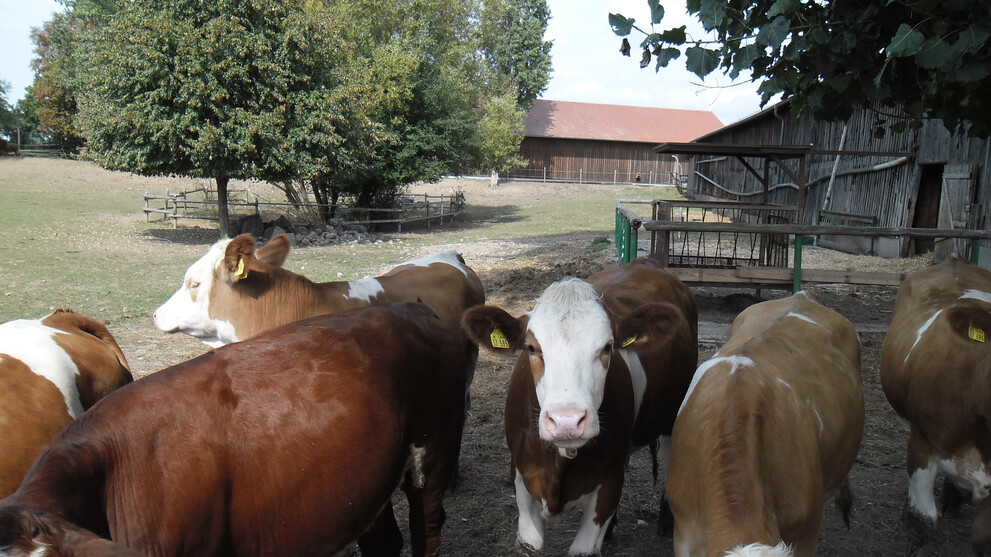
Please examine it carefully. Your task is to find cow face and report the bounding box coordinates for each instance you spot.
[464,279,614,450]
[153,238,234,347]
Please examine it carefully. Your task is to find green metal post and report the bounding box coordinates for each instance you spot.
[628,226,638,263]
[793,235,804,293]
[971,242,981,265]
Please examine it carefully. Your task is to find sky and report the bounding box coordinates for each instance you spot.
[0,0,770,125]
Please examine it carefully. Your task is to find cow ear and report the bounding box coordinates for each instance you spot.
[946,306,991,344]
[461,305,527,353]
[223,234,256,283]
[616,302,689,349]
[257,234,291,268]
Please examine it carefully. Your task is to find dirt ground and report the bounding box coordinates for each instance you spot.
[10,164,975,556]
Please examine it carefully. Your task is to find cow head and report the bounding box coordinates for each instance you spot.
[463,278,686,453]
[153,234,291,347]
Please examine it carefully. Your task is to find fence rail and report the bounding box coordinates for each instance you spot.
[615,198,991,291]
[143,188,464,231]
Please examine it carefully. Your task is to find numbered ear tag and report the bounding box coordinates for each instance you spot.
[969,324,986,343]
[490,327,511,349]
[234,258,247,279]
[621,335,637,348]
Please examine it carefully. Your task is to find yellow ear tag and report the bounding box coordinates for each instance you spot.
[490,327,511,349]
[234,258,247,278]
[622,335,637,348]
[969,324,986,343]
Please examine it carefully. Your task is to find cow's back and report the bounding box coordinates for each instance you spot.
[3,303,466,556]
[669,293,863,556]
[586,257,698,443]
[0,311,131,498]
[881,258,991,421]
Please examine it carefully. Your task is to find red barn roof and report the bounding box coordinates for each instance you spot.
[524,99,723,144]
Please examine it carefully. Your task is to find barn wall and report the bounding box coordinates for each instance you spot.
[690,104,991,258]
[508,137,680,185]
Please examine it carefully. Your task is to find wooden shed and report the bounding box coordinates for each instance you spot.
[676,100,991,265]
[506,100,723,184]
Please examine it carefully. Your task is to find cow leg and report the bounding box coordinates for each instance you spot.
[655,436,675,538]
[905,429,938,550]
[569,486,616,556]
[356,501,403,557]
[514,472,546,553]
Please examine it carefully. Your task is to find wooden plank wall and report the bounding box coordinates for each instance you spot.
[691,104,991,256]
[508,137,680,184]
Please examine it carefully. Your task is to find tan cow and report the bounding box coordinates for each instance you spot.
[667,292,864,557]
[463,258,698,555]
[0,309,132,497]
[881,257,991,548]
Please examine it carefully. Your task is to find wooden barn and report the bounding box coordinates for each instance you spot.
[669,100,991,265]
[506,99,723,184]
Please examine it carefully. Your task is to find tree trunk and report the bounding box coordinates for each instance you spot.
[216,175,231,237]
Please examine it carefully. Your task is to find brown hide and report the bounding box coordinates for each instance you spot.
[667,292,864,557]
[214,234,485,347]
[0,310,131,498]
[880,257,991,543]
[463,257,697,552]
[0,302,466,557]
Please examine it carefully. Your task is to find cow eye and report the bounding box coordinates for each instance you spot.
[527,345,536,354]
[603,343,613,355]
[187,280,200,290]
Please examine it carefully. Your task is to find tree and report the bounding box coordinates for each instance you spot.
[610,0,991,137]
[77,0,375,236]
[480,0,553,111]
[30,13,88,151]
[0,80,17,139]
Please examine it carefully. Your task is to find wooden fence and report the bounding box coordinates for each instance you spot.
[616,198,991,292]
[143,188,465,231]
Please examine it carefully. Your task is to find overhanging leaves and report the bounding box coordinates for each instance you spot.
[609,13,635,36]
[686,45,720,78]
[886,23,924,58]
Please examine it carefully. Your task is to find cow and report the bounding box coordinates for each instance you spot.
[880,256,991,549]
[0,301,466,557]
[461,257,698,555]
[0,309,132,498]
[0,140,19,156]
[153,234,485,400]
[666,291,865,557]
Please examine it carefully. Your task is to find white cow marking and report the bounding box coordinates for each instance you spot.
[403,250,470,277]
[962,289,991,305]
[680,355,755,414]
[0,318,83,418]
[786,311,819,326]
[906,309,943,364]
[344,278,385,302]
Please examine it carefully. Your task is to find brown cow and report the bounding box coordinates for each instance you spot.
[0,302,466,556]
[880,256,991,548]
[667,292,864,557]
[0,140,19,156]
[0,309,132,497]
[154,234,485,403]
[462,257,697,554]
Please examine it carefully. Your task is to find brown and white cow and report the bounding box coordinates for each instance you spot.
[462,257,698,555]
[880,257,991,546]
[0,309,132,498]
[666,291,864,557]
[154,233,485,406]
[0,301,466,557]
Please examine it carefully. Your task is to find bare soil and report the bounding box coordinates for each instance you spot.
[5,160,973,556]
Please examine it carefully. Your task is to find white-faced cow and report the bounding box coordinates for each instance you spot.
[666,291,864,557]
[0,309,132,498]
[154,233,485,405]
[880,256,991,549]
[462,257,698,555]
[0,302,466,557]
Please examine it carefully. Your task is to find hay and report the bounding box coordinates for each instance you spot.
[801,245,933,273]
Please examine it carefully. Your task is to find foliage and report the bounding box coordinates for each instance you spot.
[477,93,528,174]
[480,0,553,111]
[0,80,16,139]
[610,0,991,137]
[29,13,89,150]
[76,0,375,235]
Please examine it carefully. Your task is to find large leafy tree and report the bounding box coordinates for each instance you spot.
[480,0,553,111]
[77,0,375,236]
[30,12,88,151]
[611,0,991,137]
[0,80,17,138]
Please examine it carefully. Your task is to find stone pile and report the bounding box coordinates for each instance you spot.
[232,214,375,247]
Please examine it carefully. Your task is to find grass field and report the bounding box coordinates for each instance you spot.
[0,156,677,323]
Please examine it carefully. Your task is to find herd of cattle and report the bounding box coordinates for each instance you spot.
[1,232,991,556]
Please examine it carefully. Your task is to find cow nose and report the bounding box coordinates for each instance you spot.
[545,408,587,440]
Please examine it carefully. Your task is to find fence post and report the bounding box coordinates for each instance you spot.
[614,169,617,184]
[543,167,547,182]
[579,169,583,184]
[792,235,804,293]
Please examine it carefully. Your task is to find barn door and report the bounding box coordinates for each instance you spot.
[933,164,976,263]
